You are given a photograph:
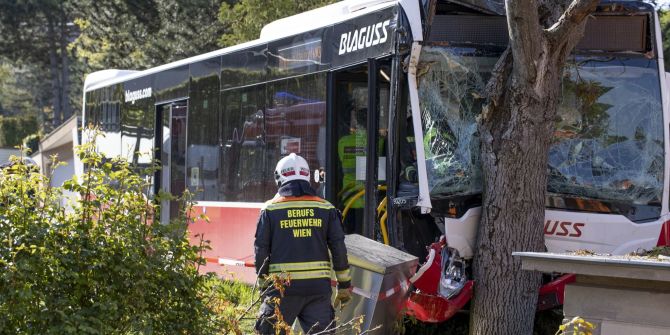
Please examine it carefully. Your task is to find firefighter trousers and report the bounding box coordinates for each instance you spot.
[255,293,335,334]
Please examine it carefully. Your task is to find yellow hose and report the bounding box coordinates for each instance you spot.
[341,189,366,221]
[376,197,387,217]
[380,211,389,245]
[341,185,388,222]
[341,184,390,246]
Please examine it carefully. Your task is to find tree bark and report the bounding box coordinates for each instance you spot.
[60,4,70,121]
[47,16,62,127]
[471,68,555,335]
[469,1,598,334]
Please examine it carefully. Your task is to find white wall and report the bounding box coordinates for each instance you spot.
[0,148,21,164]
[49,156,78,209]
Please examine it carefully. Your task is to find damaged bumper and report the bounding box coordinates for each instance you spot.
[405,280,474,323]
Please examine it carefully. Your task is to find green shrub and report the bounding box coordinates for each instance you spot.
[0,139,223,334]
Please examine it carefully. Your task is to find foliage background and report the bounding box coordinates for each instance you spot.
[0,141,257,334]
[0,1,343,333]
[0,0,665,147]
[0,1,667,333]
[0,0,339,145]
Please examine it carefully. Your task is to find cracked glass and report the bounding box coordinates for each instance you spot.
[417,46,498,197]
[418,47,665,210]
[550,57,664,206]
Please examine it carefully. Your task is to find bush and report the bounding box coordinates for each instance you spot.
[0,139,223,334]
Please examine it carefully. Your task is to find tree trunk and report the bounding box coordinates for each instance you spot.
[471,62,558,335]
[60,5,70,121]
[47,16,62,127]
[469,1,599,334]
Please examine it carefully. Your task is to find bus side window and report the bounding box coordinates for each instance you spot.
[265,73,327,197]
[220,87,266,202]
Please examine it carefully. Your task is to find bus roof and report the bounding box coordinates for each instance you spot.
[85,0,402,92]
[260,0,397,40]
[83,69,139,91]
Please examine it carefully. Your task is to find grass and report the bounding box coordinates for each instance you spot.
[204,276,259,334]
[643,246,670,258]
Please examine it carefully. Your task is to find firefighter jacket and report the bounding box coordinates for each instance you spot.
[254,180,351,296]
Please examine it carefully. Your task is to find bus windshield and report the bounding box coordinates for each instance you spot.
[418,46,496,198]
[418,47,665,211]
[550,57,664,207]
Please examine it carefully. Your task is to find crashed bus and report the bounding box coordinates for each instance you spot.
[81,0,669,327]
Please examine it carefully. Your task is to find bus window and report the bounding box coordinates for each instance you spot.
[186,59,220,201]
[156,102,187,223]
[418,46,497,199]
[418,46,664,220]
[398,96,418,197]
[265,73,327,197]
[334,67,368,235]
[549,57,664,214]
[332,62,390,235]
[220,86,266,202]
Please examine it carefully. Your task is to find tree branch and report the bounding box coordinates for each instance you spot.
[546,0,599,44]
[505,0,543,82]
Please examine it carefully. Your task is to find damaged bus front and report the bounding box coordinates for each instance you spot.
[403,0,669,321]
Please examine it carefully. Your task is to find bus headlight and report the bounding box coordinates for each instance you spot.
[439,246,467,299]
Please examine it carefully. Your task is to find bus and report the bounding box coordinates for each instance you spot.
[82,0,669,324]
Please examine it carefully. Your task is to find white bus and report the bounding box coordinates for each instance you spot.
[82,0,669,324]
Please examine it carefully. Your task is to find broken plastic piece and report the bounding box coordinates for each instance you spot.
[405,281,474,323]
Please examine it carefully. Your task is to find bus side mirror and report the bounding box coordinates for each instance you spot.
[314,168,325,183]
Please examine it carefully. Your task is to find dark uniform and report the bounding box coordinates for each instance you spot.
[254,180,351,334]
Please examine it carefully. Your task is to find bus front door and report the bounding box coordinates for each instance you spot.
[156,101,188,224]
[329,59,391,239]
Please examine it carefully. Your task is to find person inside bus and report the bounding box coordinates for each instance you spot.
[398,115,419,196]
[337,107,385,234]
[337,107,367,234]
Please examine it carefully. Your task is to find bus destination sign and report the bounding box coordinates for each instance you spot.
[277,38,323,70]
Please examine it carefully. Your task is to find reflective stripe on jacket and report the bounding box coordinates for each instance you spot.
[254,185,351,296]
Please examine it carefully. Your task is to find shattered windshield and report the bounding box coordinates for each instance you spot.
[418,46,498,197]
[419,47,664,208]
[549,57,664,206]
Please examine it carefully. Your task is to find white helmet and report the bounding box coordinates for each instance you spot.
[274,153,310,186]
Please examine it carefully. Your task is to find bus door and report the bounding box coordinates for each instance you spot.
[156,100,188,224]
[329,59,391,238]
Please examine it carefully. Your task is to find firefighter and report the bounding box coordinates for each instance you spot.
[254,153,352,335]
